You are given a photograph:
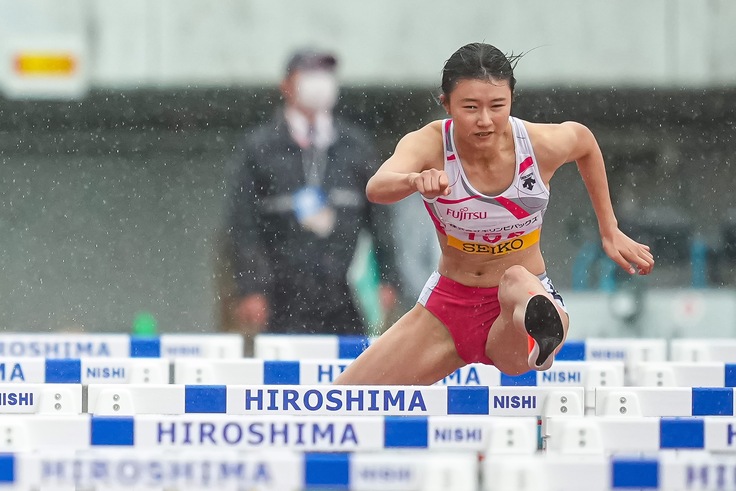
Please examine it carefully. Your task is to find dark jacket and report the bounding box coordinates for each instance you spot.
[226,110,399,334]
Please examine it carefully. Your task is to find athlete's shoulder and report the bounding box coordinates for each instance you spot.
[400,120,444,145]
[395,120,444,155]
[522,120,591,167]
[522,120,586,140]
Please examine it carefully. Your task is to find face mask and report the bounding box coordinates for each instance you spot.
[295,71,338,112]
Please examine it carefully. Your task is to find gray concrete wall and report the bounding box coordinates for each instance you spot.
[1,0,735,90]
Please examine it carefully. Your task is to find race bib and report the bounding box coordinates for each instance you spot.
[446,228,540,256]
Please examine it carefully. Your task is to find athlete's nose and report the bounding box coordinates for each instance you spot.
[477,108,493,128]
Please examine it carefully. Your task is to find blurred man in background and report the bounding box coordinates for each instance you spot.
[225,48,399,339]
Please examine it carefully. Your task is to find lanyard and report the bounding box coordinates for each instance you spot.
[301,133,329,187]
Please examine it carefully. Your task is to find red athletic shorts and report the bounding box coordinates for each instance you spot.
[418,271,566,365]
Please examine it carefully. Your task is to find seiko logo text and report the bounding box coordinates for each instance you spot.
[462,239,524,255]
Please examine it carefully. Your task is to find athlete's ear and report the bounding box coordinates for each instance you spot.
[439,94,450,114]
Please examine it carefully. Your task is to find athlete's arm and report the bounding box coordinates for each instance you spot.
[532,121,654,275]
[366,122,448,204]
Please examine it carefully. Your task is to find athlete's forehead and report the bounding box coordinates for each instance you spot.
[448,78,511,100]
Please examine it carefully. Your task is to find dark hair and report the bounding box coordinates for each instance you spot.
[441,43,521,97]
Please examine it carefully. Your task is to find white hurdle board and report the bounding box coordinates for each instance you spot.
[556,338,666,363]
[595,386,736,416]
[1,449,479,491]
[0,333,243,358]
[87,384,584,417]
[670,338,736,363]
[0,414,537,453]
[255,335,666,365]
[545,415,736,454]
[0,383,81,414]
[557,338,666,385]
[630,361,736,387]
[483,451,736,491]
[174,359,621,412]
[254,334,372,360]
[0,357,169,384]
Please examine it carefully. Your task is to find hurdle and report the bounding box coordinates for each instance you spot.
[670,338,736,363]
[0,357,170,384]
[0,413,538,453]
[483,451,736,491]
[254,334,372,359]
[557,338,667,387]
[545,415,736,454]
[0,449,480,491]
[0,333,244,358]
[254,334,667,363]
[629,361,736,387]
[174,358,620,412]
[86,384,584,418]
[0,383,81,414]
[595,387,736,417]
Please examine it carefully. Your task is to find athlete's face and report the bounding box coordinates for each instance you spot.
[442,78,512,147]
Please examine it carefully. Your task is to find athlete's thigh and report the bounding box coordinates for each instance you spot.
[335,304,465,385]
[484,273,570,374]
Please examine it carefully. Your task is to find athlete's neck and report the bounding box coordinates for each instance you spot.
[454,123,514,170]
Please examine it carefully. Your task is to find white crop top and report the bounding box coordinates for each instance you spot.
[423,117,550,256]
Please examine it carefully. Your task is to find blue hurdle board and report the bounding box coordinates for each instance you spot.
[0,357,169,384]
[546,415,736,454]
[0,383,81,414]
[0,449,478,491]
[0,414,537,453]
[596,387,736,416]
[670,338,736,363]
[86,384,584,417]
[630,361,736,387]
[0,333,243,358]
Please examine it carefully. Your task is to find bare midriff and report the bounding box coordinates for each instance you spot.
[436,231,546,287]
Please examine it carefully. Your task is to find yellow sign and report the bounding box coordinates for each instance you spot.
[15,53,76,76]
[447,228,541,256]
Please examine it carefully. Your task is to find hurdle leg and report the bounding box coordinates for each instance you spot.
[334,305,465,385]
[486,266,569,375]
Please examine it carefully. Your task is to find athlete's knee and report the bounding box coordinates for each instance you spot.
[497,265,533,307]
[493,357,529,376]
[499,265,532,288]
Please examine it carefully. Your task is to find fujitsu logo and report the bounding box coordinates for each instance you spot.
[446,207,487,221]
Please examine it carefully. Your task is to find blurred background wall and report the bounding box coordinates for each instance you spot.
[0,0,734,335]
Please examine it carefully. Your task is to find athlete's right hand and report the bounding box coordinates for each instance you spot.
[408,169,450,199]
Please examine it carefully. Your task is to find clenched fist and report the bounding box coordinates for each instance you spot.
[409,169,451,199]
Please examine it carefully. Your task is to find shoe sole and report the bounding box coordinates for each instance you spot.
[525,294,564,370]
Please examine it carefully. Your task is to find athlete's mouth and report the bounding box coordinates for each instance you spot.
[475,131,492,137]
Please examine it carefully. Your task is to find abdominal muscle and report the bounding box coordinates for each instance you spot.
[435,231,546,287]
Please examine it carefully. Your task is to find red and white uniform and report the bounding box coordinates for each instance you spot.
[423,117,549,256]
